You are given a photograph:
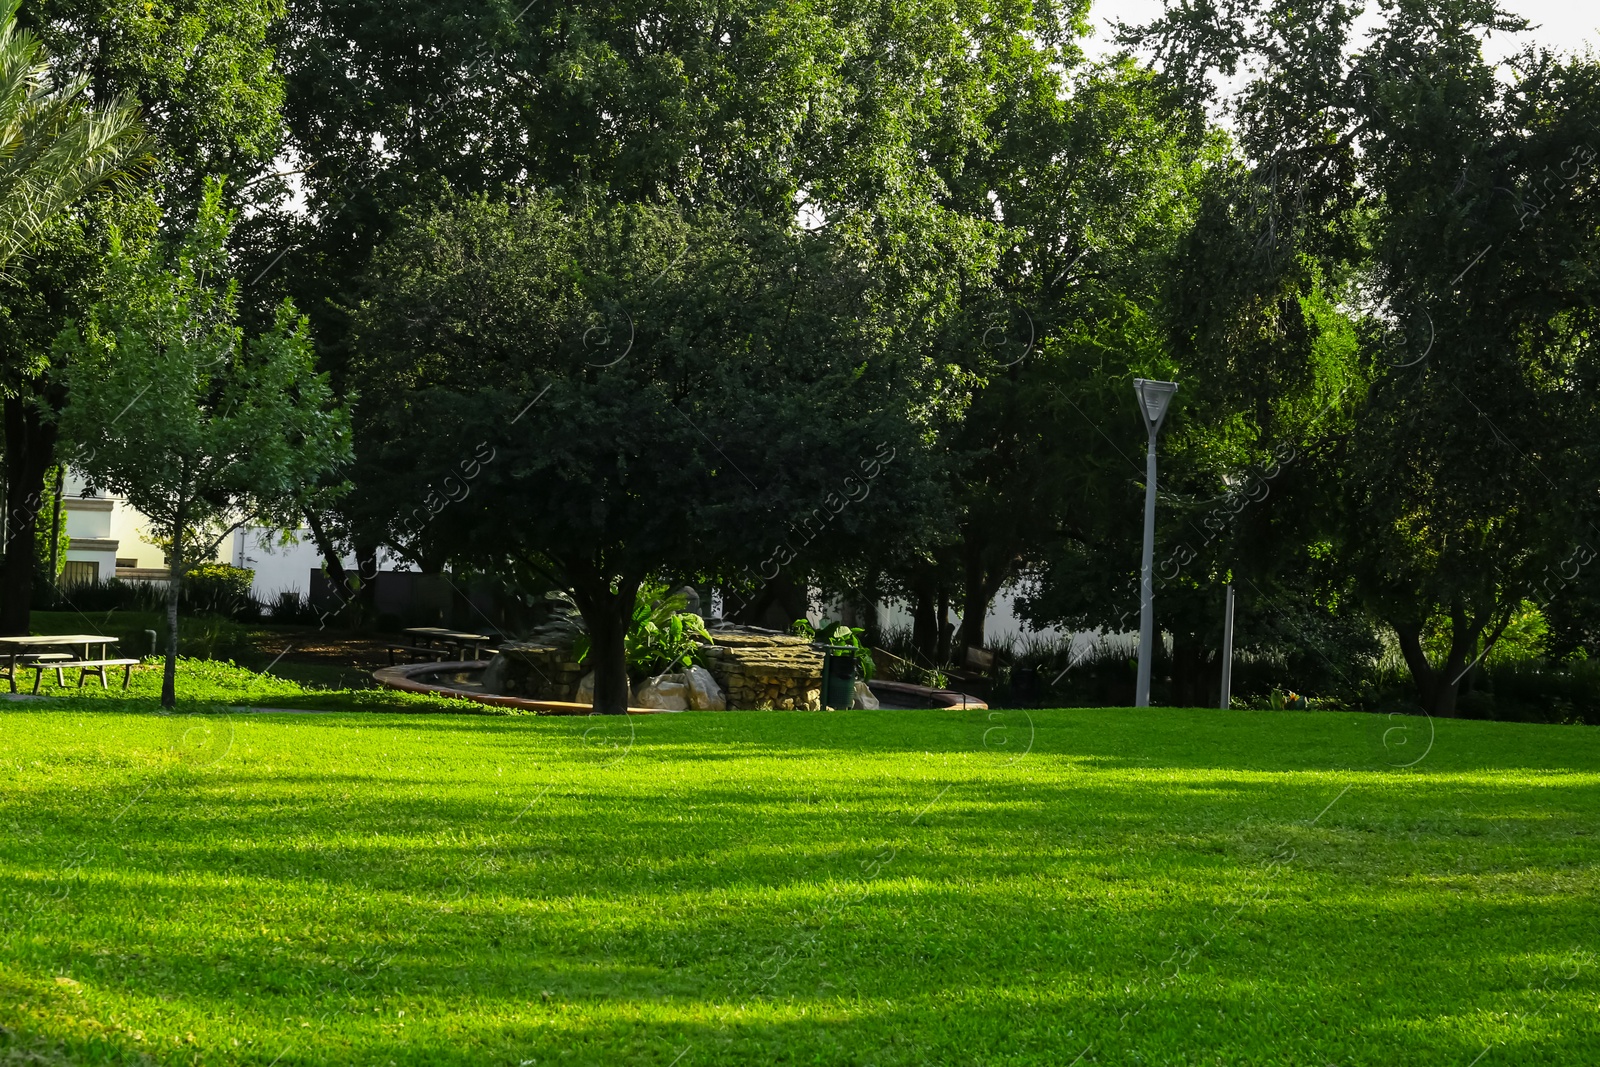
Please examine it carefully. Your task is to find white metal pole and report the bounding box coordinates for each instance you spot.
[1220,583,1235,709]
[1135,430,1158,707]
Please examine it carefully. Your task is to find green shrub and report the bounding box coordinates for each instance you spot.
[1476,659,1600,724]
[266,589,320,624]
[34,575,167,613]
[563,583,712,680]
[38,567,262,621]
[185,563,257,617]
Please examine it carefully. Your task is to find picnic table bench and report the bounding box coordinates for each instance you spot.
[0,635,138,694]
[386,627,497,665]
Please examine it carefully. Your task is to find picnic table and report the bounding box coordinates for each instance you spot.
[0,634,134,694]
[386,627,497,665]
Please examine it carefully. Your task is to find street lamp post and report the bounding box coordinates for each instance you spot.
[1219,582,1236,709]
[1134,378,1178,708]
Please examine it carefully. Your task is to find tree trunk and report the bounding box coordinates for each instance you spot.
[911,580,937,663]
[353,541,380,623]
[569,569,640,715]
[1432,606,1485,718]
[1393,621,1439,712]
[1171,630,1209,708]
[936,584,953,665]
[163,501,184,709]
[1393,617,1480,718]
[47,466,63,585]
[1,396,57,635]
[305,509,348,609]
[861,566,883,649]
[585,599,630,714]
[1432,669,1461,717]
[960,535,987,658]
[957,532,1016,661]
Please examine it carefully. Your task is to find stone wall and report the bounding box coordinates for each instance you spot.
[701,633,824,710]
[481,643,583,701]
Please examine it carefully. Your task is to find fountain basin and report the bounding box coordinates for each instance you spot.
[372,661,669,714]
[374,661,986,713]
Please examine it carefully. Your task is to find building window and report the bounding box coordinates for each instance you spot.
[62,560,99,586]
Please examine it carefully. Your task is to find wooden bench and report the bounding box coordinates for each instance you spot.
[33,658,139,694]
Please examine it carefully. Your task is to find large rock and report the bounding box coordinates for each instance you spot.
[683,666,727,710]
[637,674,690,710]
[483,629,826,711]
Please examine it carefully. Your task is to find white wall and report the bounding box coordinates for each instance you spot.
[57,472,336,595]
[230,528,414,601]
[231,528,326,601]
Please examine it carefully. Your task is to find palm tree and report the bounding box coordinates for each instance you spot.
[0,0,147,272]
[0,0,146,638]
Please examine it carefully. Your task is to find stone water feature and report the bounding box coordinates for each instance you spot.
[480,628,829,710]
[373,623,986,712]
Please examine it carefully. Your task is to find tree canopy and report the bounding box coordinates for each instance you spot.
[5,0,1595,720]
[348,190,962,711]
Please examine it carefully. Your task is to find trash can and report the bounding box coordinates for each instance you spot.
[820,646,858,710]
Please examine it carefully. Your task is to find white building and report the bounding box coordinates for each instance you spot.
[60,472,353,599]
[229,527,411,604]
[60,473,176,585]
[228,526,335,601]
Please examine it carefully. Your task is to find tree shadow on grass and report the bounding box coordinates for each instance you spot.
[3,710,1598,1065]
[1,880,1595,1066]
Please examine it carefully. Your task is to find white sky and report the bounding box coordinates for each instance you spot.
[1086,0,1599,62]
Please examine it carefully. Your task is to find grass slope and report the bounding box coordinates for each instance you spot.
[27,612,384,692]
[11,656,487,715]
[1,703,1596,1066]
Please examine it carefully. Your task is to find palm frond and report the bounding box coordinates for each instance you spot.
[0,0,148,270]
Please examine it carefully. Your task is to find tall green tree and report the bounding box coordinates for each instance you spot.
[57,182,351,707]
[348,192,957,712]
[0,0,284,635]
[926,59,1210,660]
[0,0,146,268]
[0,0,150,632]
[1014,0,1371,702]
[1337,6,1600,715]
[18,0,285,213]
[1119,0,1600,714]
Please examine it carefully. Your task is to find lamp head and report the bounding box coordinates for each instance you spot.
[1134,378,1179,435]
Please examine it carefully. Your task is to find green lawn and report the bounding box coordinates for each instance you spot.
[9,654,486,716]
[26,612,384,692]
[1,697,1596,1065]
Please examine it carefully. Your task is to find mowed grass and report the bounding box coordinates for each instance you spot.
[1,702,1597,1066]
[10,655,491,716]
